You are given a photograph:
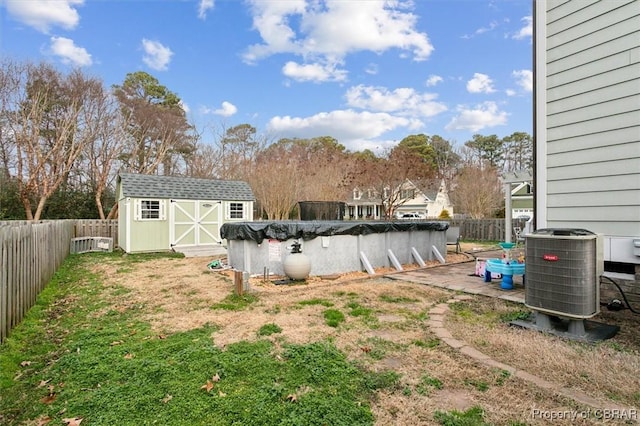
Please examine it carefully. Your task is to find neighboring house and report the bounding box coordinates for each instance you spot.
[345,187,384,219]
[534,0,640,267]
[344,179,453,219]
[511,182,533,219]
[116,173,254,253]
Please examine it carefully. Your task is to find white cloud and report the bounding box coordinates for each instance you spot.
[202,101,237,117]
[513,16,532,40]
[445,101,508,132]
[365,63,379,75]
[179,100,190,114]
[49,36,92,67]
[282,61,348,82]
[141,39,173,71]
[267,109,423,151]
[345,85,447,118]
[198,0,214,19]
[243,0,433,68]
[4,0,83,33]
[461,20,498,39]
[215,101,237,117]
[512,69,532,92]
[242,0,306,63]
[466,73,495,94]
[426,75,443,87]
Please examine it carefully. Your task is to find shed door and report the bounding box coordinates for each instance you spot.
[169,200,222,247]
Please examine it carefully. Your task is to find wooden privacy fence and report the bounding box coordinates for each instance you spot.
[0,220,76,344]
[449,218,530,242]
[75,219,118,247]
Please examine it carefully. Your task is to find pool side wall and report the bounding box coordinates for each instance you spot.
[226,229,447,276]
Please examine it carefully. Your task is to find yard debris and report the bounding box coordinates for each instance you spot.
[62,417,83,426]
[201,380,214,393]
[207,258,231,270]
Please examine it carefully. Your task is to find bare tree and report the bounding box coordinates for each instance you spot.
[280,136,352,202]
[3,62,103,220]
[82,92,126,219]
[0,59,22,180]
[450,165,503,218]
[353,145,435,219]
[185,143,220,178]
[248,143,302,220]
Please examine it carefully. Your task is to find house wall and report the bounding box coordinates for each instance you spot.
[535,0,640,264]
[428,191,453,218]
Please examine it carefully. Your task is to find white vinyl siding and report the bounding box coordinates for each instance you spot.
[537,0,640,262]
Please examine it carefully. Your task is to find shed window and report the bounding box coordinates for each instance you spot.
[136,199,165,221]
[228,202,244,219]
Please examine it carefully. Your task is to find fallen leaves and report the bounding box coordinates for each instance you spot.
[40,392,56,405]
[35,415,52,425]
[200,373,221,393]
[62,417,83,426]
[286,393,297,403]
[200,380,214,393]
[40,384,57,404]
[161,394,173,404]
[20,360,32,367]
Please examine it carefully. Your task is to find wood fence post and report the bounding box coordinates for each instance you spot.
[234,270,243,296]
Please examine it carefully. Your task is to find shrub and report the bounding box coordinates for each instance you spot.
[438,209,451,219]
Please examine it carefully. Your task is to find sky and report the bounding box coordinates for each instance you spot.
[0,0,533,154]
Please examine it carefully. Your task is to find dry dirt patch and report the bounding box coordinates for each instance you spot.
[88,252,639,425]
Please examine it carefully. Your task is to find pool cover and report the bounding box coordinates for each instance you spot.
[220,220,449,244]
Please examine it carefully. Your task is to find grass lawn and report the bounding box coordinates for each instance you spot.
[0,253,387,425]
[2,250,638,425]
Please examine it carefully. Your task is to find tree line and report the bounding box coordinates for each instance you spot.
[0,59,532,221]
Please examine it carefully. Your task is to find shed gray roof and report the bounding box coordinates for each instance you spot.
[118,173,255,201]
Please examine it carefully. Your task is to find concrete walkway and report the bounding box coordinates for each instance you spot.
[385,250,525,304]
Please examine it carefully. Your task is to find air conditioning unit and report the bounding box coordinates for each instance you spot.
[525,229,603,319]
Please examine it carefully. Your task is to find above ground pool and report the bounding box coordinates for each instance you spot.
[220,220,449,277]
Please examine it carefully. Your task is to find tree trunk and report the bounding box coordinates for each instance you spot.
[95,189,105,219]
[33,197,48,221]
[106,202,119,220]
[20,195,34,220]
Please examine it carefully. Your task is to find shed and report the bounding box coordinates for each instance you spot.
[116,173,255,254]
